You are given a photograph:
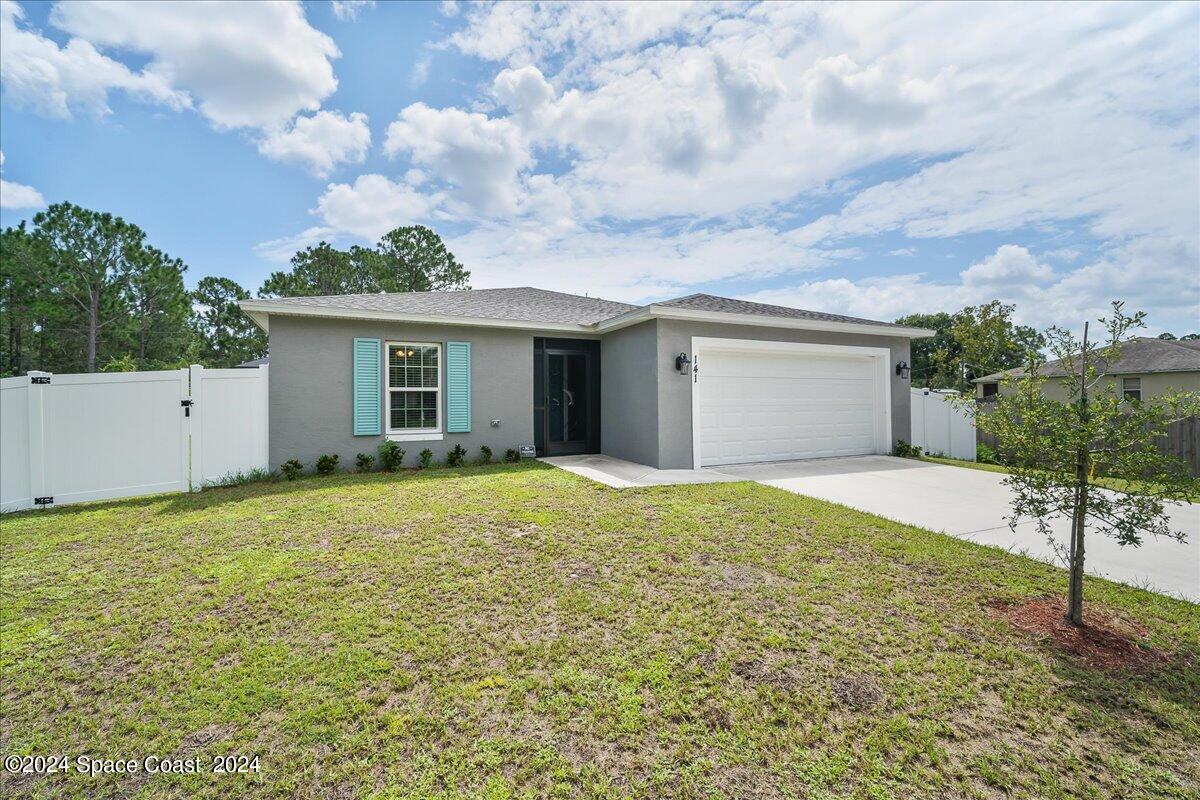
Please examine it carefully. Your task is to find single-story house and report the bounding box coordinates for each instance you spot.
[240,288,933,470]
[974,336,1200,403]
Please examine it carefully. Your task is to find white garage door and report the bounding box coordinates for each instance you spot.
[696,346,885,467]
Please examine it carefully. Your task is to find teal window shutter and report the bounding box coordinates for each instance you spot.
[353,338,381,435]
[446,341,471,433]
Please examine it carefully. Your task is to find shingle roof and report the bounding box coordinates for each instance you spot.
[655,293,900,328]
[248,287,637,326]
[975,337,1200,382]
[244,286,924,333]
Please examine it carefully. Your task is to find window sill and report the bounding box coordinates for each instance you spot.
[386,432,444,442]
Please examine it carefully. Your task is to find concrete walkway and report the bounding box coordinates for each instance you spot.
[543,454,1199,601]
[541,454,742,489]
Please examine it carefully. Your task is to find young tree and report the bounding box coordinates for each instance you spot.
[31,203,146,371]
[191,276,265,367]
[972,302,1198,625]
[374,225,470,292]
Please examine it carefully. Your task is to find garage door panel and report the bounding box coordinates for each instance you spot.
[697,348,884,467]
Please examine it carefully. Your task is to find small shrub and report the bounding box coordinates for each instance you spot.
[977,443,998,464]
[355,452,375,472]
[205,468,274,488]
[479,445,492,464]
[280,459,304,480]
[315,454,339,475]
[377,440,405,472]
[417,449,434,469]
[446,444,467,467]
[892,440,922,458]
[504,448,520,463]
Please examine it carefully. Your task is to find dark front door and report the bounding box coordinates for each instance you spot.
[534,338,600,456]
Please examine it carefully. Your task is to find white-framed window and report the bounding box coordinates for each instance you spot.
[386,342,441,436]
[1122,376,1142,402]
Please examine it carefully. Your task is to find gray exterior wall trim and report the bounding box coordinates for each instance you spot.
[598,320,659,466]
[267,315,589,469]
[654,319,913,469]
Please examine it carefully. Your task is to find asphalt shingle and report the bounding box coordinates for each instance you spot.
[250,287,637,326]
[654,293,901,327]
[247,286,917,330]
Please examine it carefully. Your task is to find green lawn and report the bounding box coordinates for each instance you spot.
[919,455,1200,499]
[2,462,1198,799]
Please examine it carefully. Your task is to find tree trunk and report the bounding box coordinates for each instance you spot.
[87,288,99,372]
[1067,321,1090,626]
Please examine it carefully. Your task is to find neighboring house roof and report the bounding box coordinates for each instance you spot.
[241,286,933,338]
[974,337,1200,382]
[235,356,269,368]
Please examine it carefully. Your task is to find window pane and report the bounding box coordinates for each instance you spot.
[390,390,438,429]
[389,344,440,389]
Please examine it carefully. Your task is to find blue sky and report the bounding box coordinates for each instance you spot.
[2,0,1197,334]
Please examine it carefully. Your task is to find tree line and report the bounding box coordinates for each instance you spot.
[0,202,470,376]
[4,201,1193,381]
[897,302,1198,393]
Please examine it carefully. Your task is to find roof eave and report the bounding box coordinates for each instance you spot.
[595,304,934,338]
[237,300,597,333]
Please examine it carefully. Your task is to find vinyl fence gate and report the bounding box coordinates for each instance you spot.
[1,366,268,512]
[910,388,976,461]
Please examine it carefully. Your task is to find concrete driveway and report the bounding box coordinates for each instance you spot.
[545,453,1199,601]
[715,456,1199,602]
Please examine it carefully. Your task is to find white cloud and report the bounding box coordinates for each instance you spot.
[314,174,438,241]
[741,241,1199,333]
[257,111,371,177]
[331,1,374,22]
[0,0,187,118]
[252,225,338,263]
[266,2,1198,331]
[960,245,1054,287]
[439,1,460,18]
[40,0,340,129]
[411,52,432,86]
[0,150,45,209]
[492,65,556,122]
[383,103,531,216]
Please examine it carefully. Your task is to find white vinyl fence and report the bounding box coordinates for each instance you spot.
[1,365,267,512]
[910,388,976,461]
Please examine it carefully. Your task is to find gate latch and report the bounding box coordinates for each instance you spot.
[181,399,194,417]
[34,496,53,506]
[30,376,50,385]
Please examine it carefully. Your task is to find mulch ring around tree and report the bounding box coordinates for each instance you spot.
[986,597,1172,670]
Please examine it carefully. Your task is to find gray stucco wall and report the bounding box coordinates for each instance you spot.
[598,320,659,466]
[268,315,551,469]
[653,319,914,469]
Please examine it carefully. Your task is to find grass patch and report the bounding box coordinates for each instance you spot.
[920,455,1200,499]
[2,462,1198,798]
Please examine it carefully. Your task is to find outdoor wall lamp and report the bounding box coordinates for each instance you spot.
[895,360,911,380]
[675,352,692,375]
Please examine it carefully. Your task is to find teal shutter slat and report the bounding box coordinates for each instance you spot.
[353,338,381,435]
[446,341,471,433]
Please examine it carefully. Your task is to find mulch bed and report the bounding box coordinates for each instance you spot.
[986,597,1171,670]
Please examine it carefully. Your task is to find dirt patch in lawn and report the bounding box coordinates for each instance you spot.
[987,598,1170,670]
